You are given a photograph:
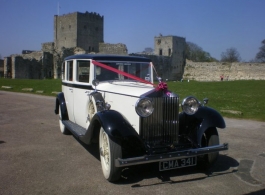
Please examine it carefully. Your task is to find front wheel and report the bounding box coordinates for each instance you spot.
[198,128,219,169]
[99,127,121,182]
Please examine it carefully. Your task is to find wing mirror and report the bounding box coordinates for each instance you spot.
[203,98,209,105]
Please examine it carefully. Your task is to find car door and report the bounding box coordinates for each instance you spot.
[73,60,93,129]
[63,60,75,122]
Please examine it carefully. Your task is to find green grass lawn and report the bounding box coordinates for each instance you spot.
[168,80,265,121]
[0,78,61,96]
[0,78,264,121]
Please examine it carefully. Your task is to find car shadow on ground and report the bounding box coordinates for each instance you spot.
[75,136,239,185]
[245,189,265,195]
[74,137,101,161]
[0,141,5,144]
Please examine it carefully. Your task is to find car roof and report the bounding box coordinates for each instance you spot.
[64,54,152,62]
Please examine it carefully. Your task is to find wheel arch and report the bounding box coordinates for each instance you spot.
[80,110,146,156]
[194,106,225,146]
[55,92,68,120]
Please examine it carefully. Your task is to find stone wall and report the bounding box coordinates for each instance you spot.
[42,42,54,52]
[3,51,55,79]
[183,60,265,81]
[4,57,12,78]
[99,43,128,55]
[11,52,43,79]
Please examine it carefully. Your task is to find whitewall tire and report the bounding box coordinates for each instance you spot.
[99,127,121,182]
[59,105,70,135]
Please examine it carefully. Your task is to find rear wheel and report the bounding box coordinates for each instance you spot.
[99,127,121,182]
[59,105,70,135]
[198,128,219,169]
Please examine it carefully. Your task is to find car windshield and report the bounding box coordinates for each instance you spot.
[94,61,152,83]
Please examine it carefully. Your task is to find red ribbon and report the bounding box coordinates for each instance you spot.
[155,82,171,96]
[157,82,168,90]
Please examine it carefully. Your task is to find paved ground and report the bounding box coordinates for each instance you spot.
[0,90,265,195]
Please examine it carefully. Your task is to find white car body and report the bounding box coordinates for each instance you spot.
[55,54,228,182]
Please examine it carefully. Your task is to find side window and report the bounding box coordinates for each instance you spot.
[77,60,90,83]
[62,62,65,80]
[67,61,73,81]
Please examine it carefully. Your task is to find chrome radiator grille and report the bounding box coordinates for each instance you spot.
[140,97,179,147]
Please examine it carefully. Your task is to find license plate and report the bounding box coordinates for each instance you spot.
[159,157,197,171]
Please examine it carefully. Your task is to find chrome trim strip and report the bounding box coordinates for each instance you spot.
[62,82,93,90]
[115,143,228,167]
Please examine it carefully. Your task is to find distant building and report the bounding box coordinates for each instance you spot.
[54,12,104,53]
[0,59,4,77]
[154,35,186,80]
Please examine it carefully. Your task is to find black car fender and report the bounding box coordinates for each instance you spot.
[55,92,69,120]
[194,106,226,146]
[80,110,146,156]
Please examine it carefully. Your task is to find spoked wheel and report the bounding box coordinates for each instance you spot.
[99,127,121,182]
[59,105,70,135]
[198,127,219,169]
[87,98,96,122]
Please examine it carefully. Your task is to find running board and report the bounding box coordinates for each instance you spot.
[62,120,86,138]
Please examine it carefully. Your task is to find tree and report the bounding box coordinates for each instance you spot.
[221,47,241,62]
[143,47,153,53]
[185,42,217,62]
[255,39,265,62]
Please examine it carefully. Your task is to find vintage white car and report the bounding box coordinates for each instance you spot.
[55,54,228,182]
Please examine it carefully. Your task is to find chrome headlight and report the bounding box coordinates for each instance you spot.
[135,98,154,117]
[181,96,200,115]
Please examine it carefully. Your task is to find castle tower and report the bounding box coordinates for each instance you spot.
[54,11,104,52]
[154,35,186,80]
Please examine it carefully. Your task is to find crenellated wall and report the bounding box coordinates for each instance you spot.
[99,43,128,55]
[183,60,265,81]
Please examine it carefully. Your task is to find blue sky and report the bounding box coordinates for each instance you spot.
[1,0,264,61]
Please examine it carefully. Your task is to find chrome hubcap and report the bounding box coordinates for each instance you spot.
[101,132,109,166]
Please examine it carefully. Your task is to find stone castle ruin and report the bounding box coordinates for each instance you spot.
[3,11,265,81]
[3,11,185,80]
[4,12,126,79]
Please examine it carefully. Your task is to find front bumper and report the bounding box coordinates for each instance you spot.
[115,143,228,167]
